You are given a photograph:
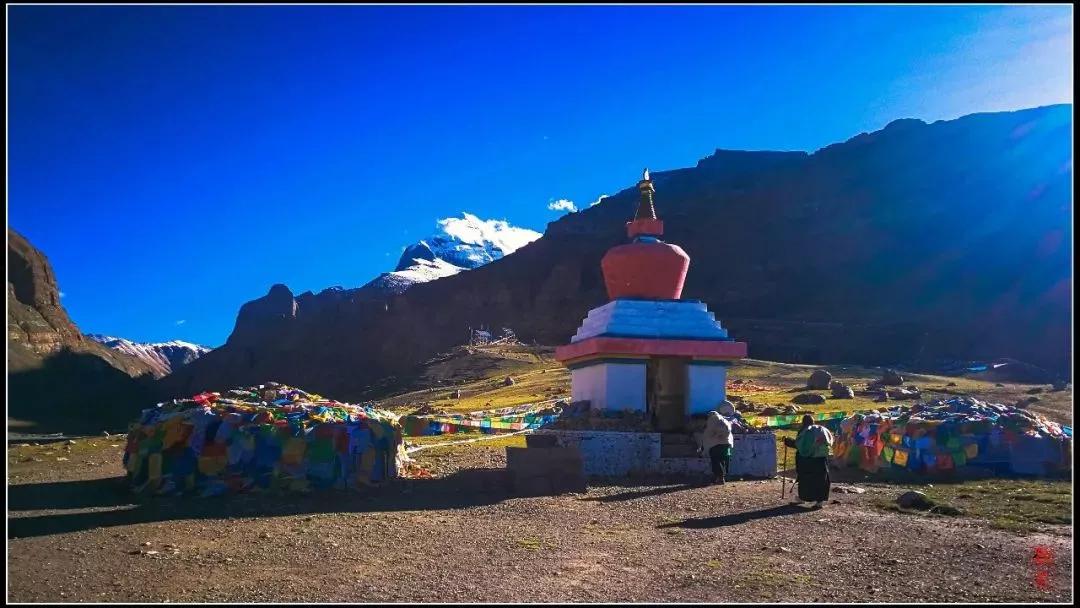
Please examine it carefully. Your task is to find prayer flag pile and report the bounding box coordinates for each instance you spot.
[742,409,849,429]
[833,397,1072,476]
[400,402,563,437]
[124,383,405,496]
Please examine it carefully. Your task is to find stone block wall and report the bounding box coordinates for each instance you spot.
[534,429,777,478]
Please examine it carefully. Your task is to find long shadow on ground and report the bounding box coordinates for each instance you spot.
[658,503,807,529]
[8,468,513,540]
[582,481,705,503]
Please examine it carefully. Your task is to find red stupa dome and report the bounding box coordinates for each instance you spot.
[601,169,690,300]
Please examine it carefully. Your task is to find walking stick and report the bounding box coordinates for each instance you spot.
[781,444,788,499]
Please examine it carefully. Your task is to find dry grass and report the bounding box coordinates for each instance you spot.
[870,478,1072,533]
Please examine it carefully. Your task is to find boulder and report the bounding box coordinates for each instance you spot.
[881,370,904,386]
[759,406,782,416]
[1026,387,1044,395]
[503,376,516,386]
[792,393,827,405]
[830,381,855,399]
[897,490,935,510]
[807,369,833,390]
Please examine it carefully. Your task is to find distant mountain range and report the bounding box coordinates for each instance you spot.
[164,104,1073,402]
[86,334,210,378]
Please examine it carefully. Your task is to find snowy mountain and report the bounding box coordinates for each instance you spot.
[362,213,541,295]
[86,334,211,378]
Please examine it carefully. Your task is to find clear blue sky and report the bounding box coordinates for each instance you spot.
[8,5,1073,347]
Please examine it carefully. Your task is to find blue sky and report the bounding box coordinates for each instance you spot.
[8,5,1073,347]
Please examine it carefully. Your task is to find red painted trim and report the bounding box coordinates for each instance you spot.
[627,218,664,237]
[555,336,747,363]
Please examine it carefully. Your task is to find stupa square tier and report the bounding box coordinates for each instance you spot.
[567,298,733,342]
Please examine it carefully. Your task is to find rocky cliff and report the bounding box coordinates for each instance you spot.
[8,229,159,432]
[164,104,1072,400]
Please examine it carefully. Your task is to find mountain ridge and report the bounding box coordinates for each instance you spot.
[157,103,1071,400]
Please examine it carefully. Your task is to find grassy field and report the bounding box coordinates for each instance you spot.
[371,344,1073,536]
[868,477,1073,533]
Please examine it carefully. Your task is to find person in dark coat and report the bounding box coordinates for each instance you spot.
[783,414,834,508]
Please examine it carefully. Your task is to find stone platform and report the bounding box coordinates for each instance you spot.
[531,429,777,479]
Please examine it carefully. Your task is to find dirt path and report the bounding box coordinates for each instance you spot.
[7,444,1072,603]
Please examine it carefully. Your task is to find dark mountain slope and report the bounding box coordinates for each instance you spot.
[164,104,1072,400]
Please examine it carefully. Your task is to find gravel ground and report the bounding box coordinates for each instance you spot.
[7,444,1073,603]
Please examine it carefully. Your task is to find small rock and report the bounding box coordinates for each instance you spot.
[995,383,1005,387]
[66,439,77,445]
[897,490,935,510]
[1026,387,1043,394]
[503,376,516,386]
[888,558,902,564]
[946,381,957,387]
[830,381,855,399]
[776,546,792,553]
[887,387,920,400]
[451,389,463,399]
[1050,380,1068,392]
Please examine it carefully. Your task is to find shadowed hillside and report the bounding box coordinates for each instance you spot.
[8,229,160,433]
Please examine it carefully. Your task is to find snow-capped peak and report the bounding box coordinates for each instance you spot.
[87,334,211,378]
[362,213,541,297]
[437,212,541,254]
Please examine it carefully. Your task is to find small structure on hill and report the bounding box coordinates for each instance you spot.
[555,169,748,432]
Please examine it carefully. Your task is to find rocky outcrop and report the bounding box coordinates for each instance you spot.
[165,105,1073,402]
[793,393,827,405]
[8,229,159,433]
[807,369,832,390]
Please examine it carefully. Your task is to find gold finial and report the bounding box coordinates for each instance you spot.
[635,168,657,220]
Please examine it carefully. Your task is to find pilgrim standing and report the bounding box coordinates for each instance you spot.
[783,414,834,508]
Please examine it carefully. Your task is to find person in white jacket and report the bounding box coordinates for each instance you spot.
[702,408,734,484]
